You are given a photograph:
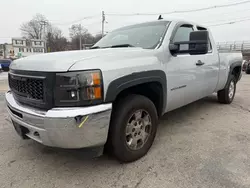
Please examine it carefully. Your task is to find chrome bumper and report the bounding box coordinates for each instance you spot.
[5,91,112,149]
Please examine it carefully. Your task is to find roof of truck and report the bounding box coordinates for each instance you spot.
[156,18,208,27]
[115,18,208,30]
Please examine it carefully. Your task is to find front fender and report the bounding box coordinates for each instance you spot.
[105,70,167,114]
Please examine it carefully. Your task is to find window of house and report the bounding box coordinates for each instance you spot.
[34,41,42,45]
[27,48,29,52]
[16,40,24,45]
[19,48,21,52]
[22,48,24,52]
[30,48,32,52]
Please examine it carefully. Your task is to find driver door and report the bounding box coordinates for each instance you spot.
[166,24,206,112]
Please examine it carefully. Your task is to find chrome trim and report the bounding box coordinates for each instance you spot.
[5,91,112,118]
[9,72,46,79]
[5,91,112,149]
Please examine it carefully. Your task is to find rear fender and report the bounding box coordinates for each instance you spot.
[228,61,242,82]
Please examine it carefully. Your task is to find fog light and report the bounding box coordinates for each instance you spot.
[71,91,76,98]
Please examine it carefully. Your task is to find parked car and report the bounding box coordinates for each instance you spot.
[246,62,250,74]
[242,60,247,71]
[5,19,242,162]
[0,59,12,71]
[0,63,2,72]
[242,60,249,71]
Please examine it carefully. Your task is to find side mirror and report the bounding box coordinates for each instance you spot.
[169,30,209,55]
[189,31,209,55]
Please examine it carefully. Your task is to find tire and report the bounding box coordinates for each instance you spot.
[217,74,236,104]
[246,69,250,74]
[109,94,158,163]
[2,67,9,72]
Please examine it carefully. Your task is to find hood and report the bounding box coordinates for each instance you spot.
[10,48,153,72]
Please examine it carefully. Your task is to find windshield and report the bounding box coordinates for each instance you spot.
[93,21,169,49]
[0,60,11,64]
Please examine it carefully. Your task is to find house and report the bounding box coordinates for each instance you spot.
[12,38,45,57]
[0,44,15,59]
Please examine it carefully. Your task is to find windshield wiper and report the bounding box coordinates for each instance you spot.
[90,44,135,49]
[90,46,101,49]
[110,44,135,48]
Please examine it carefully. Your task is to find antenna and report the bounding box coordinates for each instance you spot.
[158,15,163,20]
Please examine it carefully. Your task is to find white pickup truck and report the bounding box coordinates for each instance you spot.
[6,19,242,162]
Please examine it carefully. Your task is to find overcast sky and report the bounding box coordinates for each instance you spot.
[1,0,250,44]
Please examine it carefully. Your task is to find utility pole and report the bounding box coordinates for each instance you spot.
[102,11,105,38]
[3,44,6,59]
[79,24,82,50]
[40,20,48,53]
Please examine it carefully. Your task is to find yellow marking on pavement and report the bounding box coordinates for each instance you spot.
[78,116,89,128]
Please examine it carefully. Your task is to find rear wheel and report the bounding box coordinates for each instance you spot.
[246,69,250,74]
[217,74,236,104]
[109,95,158,162]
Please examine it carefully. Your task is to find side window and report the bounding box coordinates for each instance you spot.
[173,25,193,42]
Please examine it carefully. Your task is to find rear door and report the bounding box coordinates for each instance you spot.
[166,23,207,112]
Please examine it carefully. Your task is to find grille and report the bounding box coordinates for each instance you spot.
[9,74,44,101]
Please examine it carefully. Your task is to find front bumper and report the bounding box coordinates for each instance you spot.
[5,91,112,149]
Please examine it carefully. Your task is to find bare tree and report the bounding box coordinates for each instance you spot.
[46,25,68,52]
[69,24,102,49]
[69,24,87,38]
[93,34,102,43]
[20,14,47,39]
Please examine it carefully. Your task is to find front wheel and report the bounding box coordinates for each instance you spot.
[217,74,236,104]
[109,95,158,162]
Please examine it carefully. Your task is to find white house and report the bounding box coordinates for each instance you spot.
[12,38,45,57]
[0,44,15,59]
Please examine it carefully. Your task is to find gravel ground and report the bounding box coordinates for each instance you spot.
[0,74,250,188]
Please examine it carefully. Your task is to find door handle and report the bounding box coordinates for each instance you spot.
[196,60,205,66]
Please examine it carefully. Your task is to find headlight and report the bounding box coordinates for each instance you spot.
[55,70,103,107]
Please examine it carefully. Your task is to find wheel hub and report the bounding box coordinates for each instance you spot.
[125,110,152,150]
[228,80,235,99]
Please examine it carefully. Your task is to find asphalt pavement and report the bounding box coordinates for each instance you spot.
[0,74,250,188]
[0,71,8,81]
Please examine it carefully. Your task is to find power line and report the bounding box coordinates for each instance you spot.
[204,16,250,24]
[84,21,102,27]
[207,17,250,26]
[106,0,250,16]
[52,14,99,26]
[213,7,250,16]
